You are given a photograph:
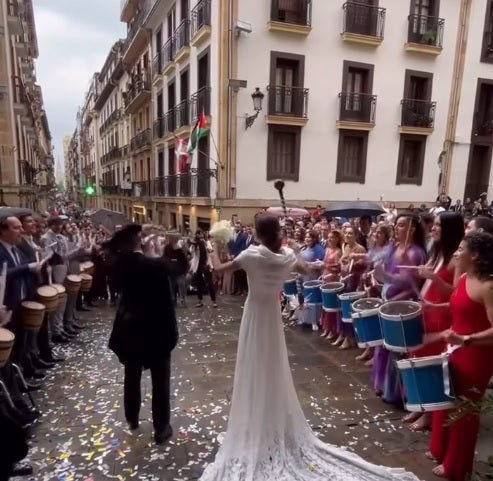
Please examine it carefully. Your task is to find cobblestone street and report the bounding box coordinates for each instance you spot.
[17,298,493,481]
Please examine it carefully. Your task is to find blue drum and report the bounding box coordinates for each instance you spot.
[397,354,455,412]
[379,301,423,352]
[351,298,384,348]
[303,280,322,305]
[338,291,367,323]
[283,278,297,297]
[321,282,344,312]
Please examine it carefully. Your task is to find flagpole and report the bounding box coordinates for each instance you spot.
[208,129,224,169]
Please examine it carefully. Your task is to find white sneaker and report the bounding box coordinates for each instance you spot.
[312,324,319,331]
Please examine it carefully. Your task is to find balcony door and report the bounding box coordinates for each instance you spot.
[341,61,374,121]
[269,52,305,116]
[181,0,189,20]
[167,5,176,38]
[402,70,433,126]
[198,51,209,89]
[275,0,308,25]
[410,0,439,36]
[346,0,379,37]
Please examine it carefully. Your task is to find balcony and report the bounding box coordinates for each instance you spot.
[268,0,312,35]
[122,2,151,65]
[130,128,152,152]
[14,35,29,57]
[153,117,165,139]
[191,0,211,47]
[174,20,190,64]
[336,92,377,130]
[12,76,28,114]
[152,169,216,198]
[99,108,123,135]
[152,51,163,80]
[7,0,24,36]
[175,99,190,134]
[341,2,385,46]
[120,0,140,22]
[399,99,436,135]
[405,14,444,55]
[101,145,129,166]
[124,74,151,114]
[190,86,212,121]
[162,37,175,76]
[266,85,309,126]
[101,185,123,196]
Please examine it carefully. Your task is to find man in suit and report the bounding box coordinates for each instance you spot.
[228,222,247,295]
[17,214,62,367]
[108,224,178,445]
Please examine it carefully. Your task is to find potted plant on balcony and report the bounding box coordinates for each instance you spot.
[420,29,436,46]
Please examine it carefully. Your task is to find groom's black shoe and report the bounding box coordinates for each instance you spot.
[154,424,173,444]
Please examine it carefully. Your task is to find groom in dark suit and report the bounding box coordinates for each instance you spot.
[108,224,178,444]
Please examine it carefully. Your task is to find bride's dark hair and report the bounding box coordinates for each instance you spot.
[255,214,282,252]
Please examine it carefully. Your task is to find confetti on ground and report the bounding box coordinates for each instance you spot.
[12,299,492,481]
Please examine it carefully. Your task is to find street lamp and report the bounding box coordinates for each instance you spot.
[245,87,264,129]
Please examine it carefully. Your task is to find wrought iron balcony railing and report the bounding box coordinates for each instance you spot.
[342,2,385,38]
[401,99,436,128]
[191,0,211,38]
[338,92,377,123]
[270,0,311,27]
[407,14,444,48]
[130,128,152,151]
[267,85,309,117]
[174,19,190,54]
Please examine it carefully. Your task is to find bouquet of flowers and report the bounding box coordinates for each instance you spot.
[210,220,234,249]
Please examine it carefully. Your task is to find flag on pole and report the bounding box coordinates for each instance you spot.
[187,111,209,160]
[174,137,188,172]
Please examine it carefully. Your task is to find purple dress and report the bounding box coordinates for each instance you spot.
[372,244,426,404]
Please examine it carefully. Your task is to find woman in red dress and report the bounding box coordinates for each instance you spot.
[427,232,493,480]
[403,212,464,431]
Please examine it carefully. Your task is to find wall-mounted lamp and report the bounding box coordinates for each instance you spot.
[245,88,264,130]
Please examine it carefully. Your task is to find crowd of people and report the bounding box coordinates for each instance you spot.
[1,195,493,480]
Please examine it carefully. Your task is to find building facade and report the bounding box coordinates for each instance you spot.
[1,0,54,211]
[70,0,493,228]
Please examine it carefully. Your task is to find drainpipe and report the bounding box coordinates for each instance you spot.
[439,0,471,197]
[226,0,233,199]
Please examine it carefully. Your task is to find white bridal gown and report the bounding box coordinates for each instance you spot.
[201,245,421,481]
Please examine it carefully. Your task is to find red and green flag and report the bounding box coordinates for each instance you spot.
[187,111,208,159]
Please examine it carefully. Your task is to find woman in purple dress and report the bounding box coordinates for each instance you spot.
[372,215,427,404]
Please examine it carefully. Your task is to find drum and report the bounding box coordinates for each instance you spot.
[397,354,455,412]
[20,301,46,331]
[80,273,93,293]
[51,283,67,304]
[283,278,298,297]
[351,298,384,348]
[80,261,94,275]
[37,285,59,313]
[379,301,423,352]
[338,291,367,323]
[321,282,344,312]
[303,280,322,305]
[65,274,82,294]
[0,327,14,368]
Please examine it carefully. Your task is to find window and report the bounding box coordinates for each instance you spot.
[336,130,368,183]
[268,52,305,117]
[396,135,426,184]
[402,70,434,127]
[339,60,374,122]
[266,125,301,181]
[408,0,441,46]
[481,0,493,63]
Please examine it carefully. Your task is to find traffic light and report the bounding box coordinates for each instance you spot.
[84,184,95,196]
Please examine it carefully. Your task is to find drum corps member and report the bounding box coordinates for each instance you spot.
[107,224,178,444]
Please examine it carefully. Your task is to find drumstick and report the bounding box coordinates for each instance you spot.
[46,265,53,285]
[396,265,421,269]
[0,262,6,307]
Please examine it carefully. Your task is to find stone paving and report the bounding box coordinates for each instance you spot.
[15,296,493,481]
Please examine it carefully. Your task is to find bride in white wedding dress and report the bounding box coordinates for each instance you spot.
[206,215,420,481]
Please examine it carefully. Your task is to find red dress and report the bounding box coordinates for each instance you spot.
[429,275,493,481]
[411,266,453,358]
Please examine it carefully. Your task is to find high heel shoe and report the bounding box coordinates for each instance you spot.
[320,330,328,337]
